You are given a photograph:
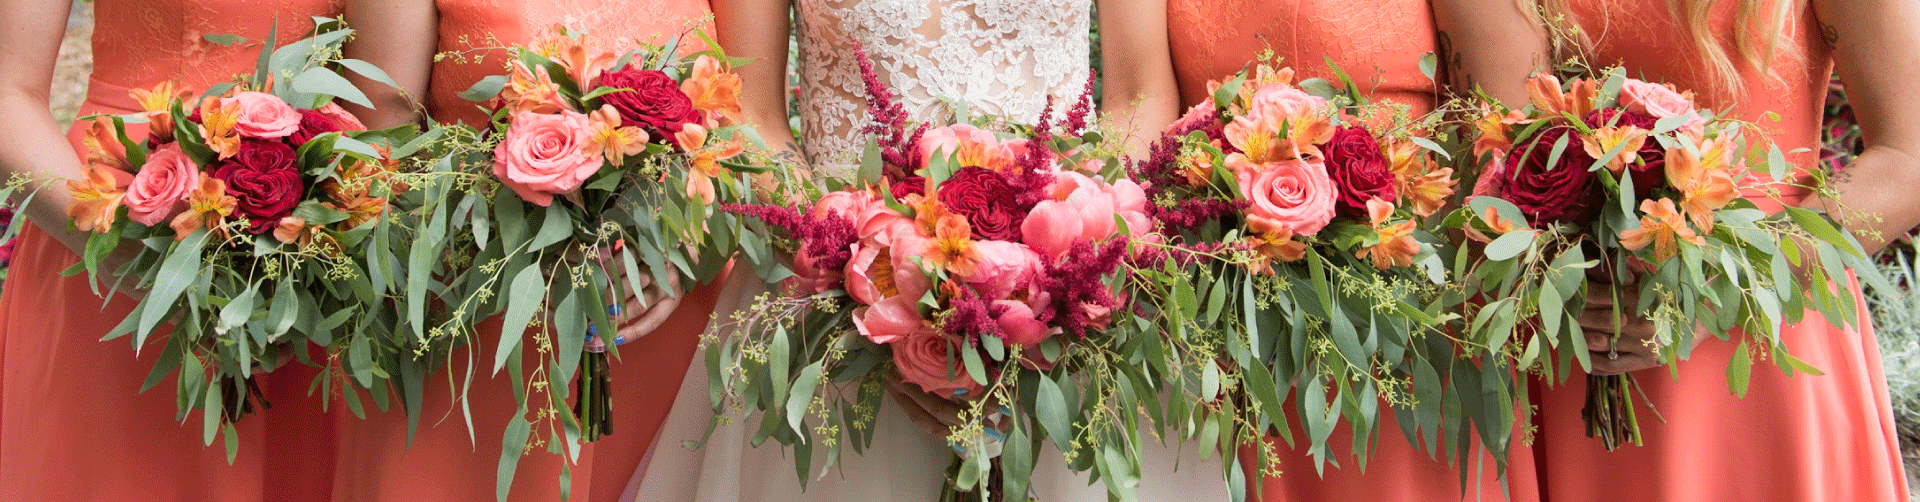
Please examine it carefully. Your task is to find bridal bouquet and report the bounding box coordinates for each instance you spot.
[405,27,764,490]
[1457,69,1877,449]
[1131,62,1482,477]
[62,19,421,456]
[711,45,1209,501]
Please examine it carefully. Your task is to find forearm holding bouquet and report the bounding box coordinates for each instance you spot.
[1131,61,1509,482]
[1456,69,1878,450]
[402,26,769,494]
[62,19,423,456]
[710,44,1221,501]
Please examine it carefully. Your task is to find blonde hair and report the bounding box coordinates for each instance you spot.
[1531,0,1803,100]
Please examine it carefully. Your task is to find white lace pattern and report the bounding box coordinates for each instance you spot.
[793,0,1092,179]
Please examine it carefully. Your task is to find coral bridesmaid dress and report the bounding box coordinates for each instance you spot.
[1167,1,1542,500]
[327,1,721,501]
[0,2,342,501]
[1526,2,1909,500]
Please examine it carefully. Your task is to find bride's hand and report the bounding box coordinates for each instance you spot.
[884,368,1009,440]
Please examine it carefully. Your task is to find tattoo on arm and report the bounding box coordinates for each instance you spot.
[1821,21,1839,48]
[1435,30,1469,97]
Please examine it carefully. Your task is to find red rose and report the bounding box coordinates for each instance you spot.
[1504,125,1599,226]
[891,176,926,200]
[211,139,305,234]
[599,68,699,138]
[289,108,341,146]
[1322,126,1397,219]
[937,167,1022,241]
[1584,109,1666,198]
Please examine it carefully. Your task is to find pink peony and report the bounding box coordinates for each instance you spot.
[122,143,199,226]
[493,110,603,206]
[919,124,1011,171]
[993,300,1050,347]
[1023,173,1154,260]
[845,223,933,306]
[224,91,302,139]
[892,328,986,398]
[1618,80,1706,133]
[852,295,924,345]
[1168,103,1213,133]
[1234,156,1337,236]
[962,240,1045,300]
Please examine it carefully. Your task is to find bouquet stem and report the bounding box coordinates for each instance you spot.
[1582,373,1665,450]
[219,374,269,423]
[575,350,613,441]
[939,456,1008,502]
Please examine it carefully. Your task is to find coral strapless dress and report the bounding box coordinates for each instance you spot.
[1167,1,1543,500]
[325,1,722,501]
[0,2,343,501]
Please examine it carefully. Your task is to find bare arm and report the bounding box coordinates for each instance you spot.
[713,0,805,167]
[342,0,436,129]
[1095,0,1179,157]
[1808,0,1920,255]
[0,0,90,256]
[1430,0,1550,106]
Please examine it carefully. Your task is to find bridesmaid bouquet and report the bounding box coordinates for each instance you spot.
[711,45,1201,501]
[1132,63,1479,477]
[62,19,421,456]
[1456,69,1878,449]
[405,26,762,483]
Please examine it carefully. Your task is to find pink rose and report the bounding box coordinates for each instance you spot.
[852,295,924,344]
[1233,156,1336,236]
[962,240,1044,300]
[493,110,603,206]
[919,124,1010,170]
[315,102,367,132]
[123,143,199,226]
[1618,80,1705,133]
[893,328,985,398]
[224,91,301,139]
[993,300,1050,347]
[1168,103,1213,133]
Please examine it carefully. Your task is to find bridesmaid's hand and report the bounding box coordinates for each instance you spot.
[884,368,1009,441]
[610,263,683,342]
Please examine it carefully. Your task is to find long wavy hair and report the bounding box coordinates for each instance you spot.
[1530,0,1804,100]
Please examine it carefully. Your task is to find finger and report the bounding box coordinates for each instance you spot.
[886,385,953,438]
[1588,350,1660,375]
[614,294,682,342]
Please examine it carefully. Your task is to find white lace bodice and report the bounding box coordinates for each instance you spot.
[794,0,1093,178]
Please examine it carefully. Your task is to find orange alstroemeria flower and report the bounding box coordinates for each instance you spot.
[1527,73,1595,119]
[1244,225,1307,276]
[1665,139,1739,230]
[129,81,181,142]
[1384,138,1456,217]
[1464,204,1528,244]
[1357,199,1421,270]
[1581,125,1650,174]
[170,173,237,240]
[1178,146,1215,187]
[198,97,243,159]
[500,61,569,115]
[551,32,615,88]
[80,117,131,172]
[674,123,745,204]
[682,55,744,128]
[589,105,649,166]
[67,163,128,233]
[1619,198,1704,262]
[922,209,980,277]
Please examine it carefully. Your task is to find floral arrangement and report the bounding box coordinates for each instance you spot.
[709,44,1210,501]
[61,19,421,457]
[1457,69,1877,449]
[1130,62,1482,476]
[405,26,767,497]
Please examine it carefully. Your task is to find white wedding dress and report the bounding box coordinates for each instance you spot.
[623,1,1229,500]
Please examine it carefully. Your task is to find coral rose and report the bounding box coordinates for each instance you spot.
[123,143,200,226]
[892,328,986,398]
[1232,156,1337,237]
[1618,79,1706,133]
[493,110,602,206]
[224,91,301,139]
